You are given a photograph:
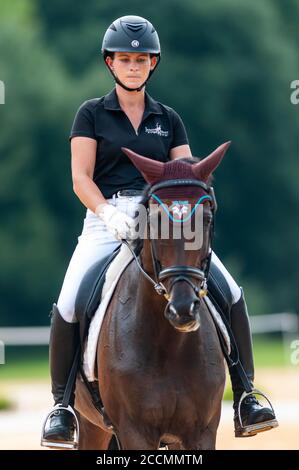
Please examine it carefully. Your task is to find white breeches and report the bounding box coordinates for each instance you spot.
[57,195,241,323]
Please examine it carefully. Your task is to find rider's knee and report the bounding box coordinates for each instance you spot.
[55,300,78,324]
[211,252,241,305]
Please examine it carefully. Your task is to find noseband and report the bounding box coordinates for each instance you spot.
[123,178,217,301]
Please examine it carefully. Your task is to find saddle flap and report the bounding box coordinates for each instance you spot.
[75,245,121,344]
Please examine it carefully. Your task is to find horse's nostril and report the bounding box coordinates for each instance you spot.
[169,304,178,317]
[190,300,200,318]
[166,303,178,320]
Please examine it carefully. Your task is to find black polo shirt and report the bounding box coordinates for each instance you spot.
[69,87,189,198]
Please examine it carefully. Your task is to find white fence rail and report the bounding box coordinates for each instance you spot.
[0,313,298,346]
[250,313,299,335]
[0,327,50,346]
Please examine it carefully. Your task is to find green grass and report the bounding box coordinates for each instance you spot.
[0,396,15,410]
[222,336,286,401]
[253,336,286,368]
[0,346,49,380]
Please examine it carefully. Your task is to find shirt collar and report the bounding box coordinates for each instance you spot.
[103,88,163,116]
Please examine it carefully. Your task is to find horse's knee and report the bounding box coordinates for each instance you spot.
[117,428,159,450]
[78,414,111,450]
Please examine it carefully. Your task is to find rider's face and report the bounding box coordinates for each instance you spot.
[106,52,157,89]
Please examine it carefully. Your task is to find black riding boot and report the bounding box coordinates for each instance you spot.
[229,289,278,437]
[41,304,80,449]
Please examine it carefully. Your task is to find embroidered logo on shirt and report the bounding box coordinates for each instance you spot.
[145,123,169,137]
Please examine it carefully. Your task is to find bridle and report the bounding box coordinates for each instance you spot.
[123,178,217,301]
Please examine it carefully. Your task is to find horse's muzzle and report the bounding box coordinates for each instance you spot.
[164,299,201,332]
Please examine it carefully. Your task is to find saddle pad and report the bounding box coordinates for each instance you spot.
[204,296,231,355]
[83,243,133,381]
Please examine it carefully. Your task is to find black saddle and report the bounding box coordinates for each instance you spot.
[75,245,122,346]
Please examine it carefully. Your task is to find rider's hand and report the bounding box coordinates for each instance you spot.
[95,203,136,240]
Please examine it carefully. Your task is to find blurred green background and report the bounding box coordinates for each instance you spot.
[1,0,299,327]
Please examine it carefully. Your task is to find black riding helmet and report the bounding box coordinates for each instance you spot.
[101,15,161,92]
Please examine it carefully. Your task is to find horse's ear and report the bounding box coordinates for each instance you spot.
[191,141,231,181]
[121,147,165,184]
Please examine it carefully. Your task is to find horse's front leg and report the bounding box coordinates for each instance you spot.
[117,424,160,450]
[181,418,219,450]
[78,414,112,450]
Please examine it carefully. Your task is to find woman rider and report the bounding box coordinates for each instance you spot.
[41,15,277,449]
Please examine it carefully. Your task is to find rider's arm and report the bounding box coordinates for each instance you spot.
[71,136,107,212]
[169,109,192,160]
[71,136,134,239]
[170,144,192,160]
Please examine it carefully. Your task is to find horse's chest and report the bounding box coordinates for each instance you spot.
[123,372,201,416]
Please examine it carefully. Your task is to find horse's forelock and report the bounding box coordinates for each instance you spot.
[139,159,213,206]
[163,159,196,179]
[162,158,213,184]
[151,159,212,198]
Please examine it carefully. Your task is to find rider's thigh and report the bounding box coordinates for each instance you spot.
[211,251,241,304]
[57,212,120,323]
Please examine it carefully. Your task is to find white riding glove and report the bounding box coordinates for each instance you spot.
[95,203,136,241]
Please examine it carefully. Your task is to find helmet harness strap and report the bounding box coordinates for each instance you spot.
[105,55,161,92]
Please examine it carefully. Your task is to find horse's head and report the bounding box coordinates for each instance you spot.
[122,142,230,333]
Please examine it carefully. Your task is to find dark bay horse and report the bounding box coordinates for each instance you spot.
[75,142,231,450]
